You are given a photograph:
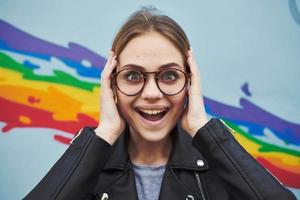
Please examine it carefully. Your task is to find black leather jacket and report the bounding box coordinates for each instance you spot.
[24,118,296,200]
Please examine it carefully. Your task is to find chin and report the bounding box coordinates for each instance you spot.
[129,125,173,143]
[140,127,171,143]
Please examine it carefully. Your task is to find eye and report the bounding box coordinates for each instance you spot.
[160,70,179,82]
[124,70,143,82]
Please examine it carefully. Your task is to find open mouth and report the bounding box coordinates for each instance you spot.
[137,108,168,122]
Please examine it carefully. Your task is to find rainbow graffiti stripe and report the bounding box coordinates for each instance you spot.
[0,20,299,190]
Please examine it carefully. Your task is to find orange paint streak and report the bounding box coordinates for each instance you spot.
[0,85,82,121]
[257,155,300,175]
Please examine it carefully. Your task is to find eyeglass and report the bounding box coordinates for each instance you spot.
[111,67,190,96]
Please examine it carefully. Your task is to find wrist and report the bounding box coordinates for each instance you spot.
[188,117,209,138]
[94,126,119,145]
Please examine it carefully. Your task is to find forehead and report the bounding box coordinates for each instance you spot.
[118,31,184,71]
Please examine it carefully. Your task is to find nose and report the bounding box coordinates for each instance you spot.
[141,75,163,99]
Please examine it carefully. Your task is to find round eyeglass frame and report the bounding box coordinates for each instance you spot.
[111,68,191,96]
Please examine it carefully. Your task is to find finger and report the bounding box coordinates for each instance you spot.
[101,56,117,90]
[187,50,201,94]
[101,51,116,80]
[187,50,200,81]
[103,55,117,79]
[101,51,116,84]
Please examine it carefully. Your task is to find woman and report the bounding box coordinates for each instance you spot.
[24,7,296,200]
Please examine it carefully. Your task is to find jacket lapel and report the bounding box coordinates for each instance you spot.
[93,124,210,200]
[159,125,209,200]
[92,126,138,199]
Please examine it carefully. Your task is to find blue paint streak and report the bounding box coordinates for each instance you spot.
[204,96,300,146]
[60,58,102,78]
[0,43,103,79]
[23,60,40,70]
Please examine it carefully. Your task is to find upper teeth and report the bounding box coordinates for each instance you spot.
[140,109,165,115]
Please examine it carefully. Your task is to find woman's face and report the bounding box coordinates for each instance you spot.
[116,31,187,142]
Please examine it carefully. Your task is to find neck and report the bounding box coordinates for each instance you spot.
[128,131,172,166]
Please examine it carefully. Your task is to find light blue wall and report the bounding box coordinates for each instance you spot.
[0,0,299,199]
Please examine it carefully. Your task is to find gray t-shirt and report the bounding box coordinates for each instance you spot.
[132,164,166,200]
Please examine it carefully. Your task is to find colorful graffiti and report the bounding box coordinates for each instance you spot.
[0,19,299,193]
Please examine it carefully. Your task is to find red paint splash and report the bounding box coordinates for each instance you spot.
[0,96,98,144]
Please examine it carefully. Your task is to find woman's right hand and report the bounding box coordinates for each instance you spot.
[94,51,125,145]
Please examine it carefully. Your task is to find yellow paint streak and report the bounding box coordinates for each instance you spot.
[0,68,100,120]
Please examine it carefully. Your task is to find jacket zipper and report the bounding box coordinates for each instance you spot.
[195,172,207,200]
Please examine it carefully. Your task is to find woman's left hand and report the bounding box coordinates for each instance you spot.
[181,50,209,137]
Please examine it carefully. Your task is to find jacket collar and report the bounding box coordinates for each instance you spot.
[103,124,209,171]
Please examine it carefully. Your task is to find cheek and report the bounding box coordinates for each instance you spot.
[170,92,187,114]
[115,91,134,118]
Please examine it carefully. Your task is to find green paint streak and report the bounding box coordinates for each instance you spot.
[0,52,99,91]
[223,120,300,158]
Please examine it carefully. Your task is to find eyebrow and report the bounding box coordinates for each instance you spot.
[120,62,183,71]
